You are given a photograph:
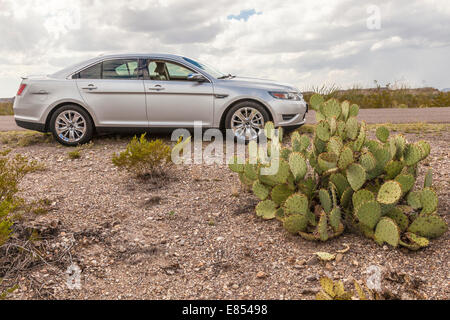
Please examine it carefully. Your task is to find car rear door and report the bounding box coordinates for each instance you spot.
[143,59,214,127]
[76,58,148,128]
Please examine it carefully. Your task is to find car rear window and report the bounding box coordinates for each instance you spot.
[78,63,102,79]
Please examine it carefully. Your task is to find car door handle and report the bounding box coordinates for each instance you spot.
[149,86,165,91]
[82,84,98,90]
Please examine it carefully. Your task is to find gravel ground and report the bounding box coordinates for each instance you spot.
[2,129,449,300]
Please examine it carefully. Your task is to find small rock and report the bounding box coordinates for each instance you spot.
[232,284,239,289]
[216,237,224,241]
[256,271,267,279]
[352,259,359,267]
[306,275,317,282]
[336,253,343,263]
[325,263,333,270]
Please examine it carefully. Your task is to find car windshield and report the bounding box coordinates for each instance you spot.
[182,57,227,79]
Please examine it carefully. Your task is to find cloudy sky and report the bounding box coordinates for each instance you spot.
[0,0,449,97]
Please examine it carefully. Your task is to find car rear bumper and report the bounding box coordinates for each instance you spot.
[15,119,46,132]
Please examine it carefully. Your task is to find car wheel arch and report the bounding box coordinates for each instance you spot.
[219,98,274,129]
[45,102,96,132]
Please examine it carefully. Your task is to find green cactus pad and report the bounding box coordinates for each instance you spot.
[356,200,381,229]
[228,156,245,173]
[329,207,342,232]
[404,144,422,166]
[318,212,329,241]
[424,169,433,188]
[349,104,359,117]
[407,191,422,209]
[330,173,350,197]
[309,94,324,111]
[337,121,346,140]
[298,177,315,200]
[327,136,343,156]
[417,140,431,160]
[346,163,366,191]
[284,193,309,215]
[406,232,429,248]
[394,174,415,194]
[353,121,366,151]
[252,180,270,200]
[288,152,307,181]
[408,214,448,239]
[352,189,375,209]
[260,159,290,185]
[377,181,402,205]
[376,126,390,143]
[338,146,354,170]
[393,134,406,158]
[280,147,292,161]
[359,152,376,172]
[318,152,338,171]
[298,231,318,241]
[275,208,285,221]
[365,139,382,154]
[386,207,409,232]
[322,99,341,119]
[264,121,275,140]
[341,101,350,121]
[244,163,259,181]
[420,187,438,214]
[271,184,294,205]
[385,160,404,179]
[345,117,358,140]
[283,214,308,234]
[340,187,354,208]
[319,189,332,214]
[374,217,400,247]
[255,200,277,220]
[316,121,331,141]
[314,135,327,154]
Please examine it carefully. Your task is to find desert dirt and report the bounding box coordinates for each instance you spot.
[1,128,449,300]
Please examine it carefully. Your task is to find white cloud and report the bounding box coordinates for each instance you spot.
[0,0,450,96]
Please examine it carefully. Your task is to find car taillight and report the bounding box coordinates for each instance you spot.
[17,84,27,96]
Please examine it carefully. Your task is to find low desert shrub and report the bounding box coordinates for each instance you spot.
[112,134,172,178]
[229,95,447,251]
[0,102,13,116]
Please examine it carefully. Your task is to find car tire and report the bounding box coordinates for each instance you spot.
[50,105,94,146]
[225,101,271,142]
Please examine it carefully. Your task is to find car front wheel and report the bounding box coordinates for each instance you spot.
[225,101,270,142]
[50,105,94,146]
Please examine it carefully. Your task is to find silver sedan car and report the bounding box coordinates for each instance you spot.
[13,54,308,146]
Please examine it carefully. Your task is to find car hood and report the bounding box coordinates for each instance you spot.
[218,76,300,92]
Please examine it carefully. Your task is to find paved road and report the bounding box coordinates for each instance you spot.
[1,107,450,132]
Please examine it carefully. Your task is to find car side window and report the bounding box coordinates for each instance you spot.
[148,61,195,81]
[103,59,139,80]
[78,63,102,79]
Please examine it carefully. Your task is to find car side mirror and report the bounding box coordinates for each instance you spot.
[187,73,206,82]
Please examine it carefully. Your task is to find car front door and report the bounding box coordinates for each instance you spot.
[143,59,214,127]
[76,58,147,128]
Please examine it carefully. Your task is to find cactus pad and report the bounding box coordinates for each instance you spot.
[338,146,354,170]
[329,207,342,232]
[330,173,350,197]
[349,104,359,117]
[385,160,404,179]
[424,169,433,188]
[353,121,366,151]
[345,117,358,140]
[341,101,350,120]
[408,214,448,239]
[327,136,343,156]
[322,99,341,119]
[264,121,275,140]
[346,163,366,191]
[386,207,409,232]
[374,217,400,247]
[284,193,309,215]
[340,187,353,208]
[239,172,254,186]
[376,126,390,143]
[394,174,415,194]
[252,180,270,200]
[407,191,422,209]
[283,214,308,234]
[289,152,307,180]
[319,189,332,214]
[316,121,331,141]
[244,163,259,181]
[318,152,338,171]
[271,184,294,205]
[318,212,329,241]
[420,187,438,214]
[404,144,422,166]
[228,156,244,173]
[417,140,430,160]
[255,200,277,220]
[352,189,375,209]
[377,181,402,205]
[356,200,381,229]
[309,94,324,111]
[359,152,376,172]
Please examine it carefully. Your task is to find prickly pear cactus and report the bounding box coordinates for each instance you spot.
[228,94,447,250]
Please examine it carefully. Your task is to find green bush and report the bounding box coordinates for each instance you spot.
[229,95,447,250]
[112,134,172,178]
[0,149,40,245]
[0,102,13,116]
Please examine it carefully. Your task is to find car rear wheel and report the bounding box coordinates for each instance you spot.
[225,101,270,142]
[50,105,93,146]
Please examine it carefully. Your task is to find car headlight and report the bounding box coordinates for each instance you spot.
[269,91,302,101]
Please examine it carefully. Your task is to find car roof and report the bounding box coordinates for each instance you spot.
[50,53,187,79]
